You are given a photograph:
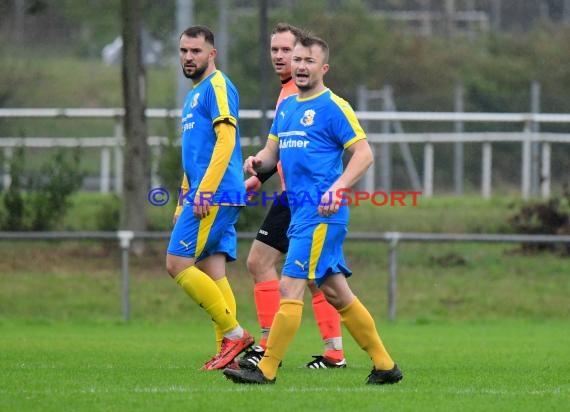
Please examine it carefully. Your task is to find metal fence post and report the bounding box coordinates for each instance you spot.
[481,142,492,199]
[118,230,134,322]
[541,142,551,199]
[423,143,434,197]
[530,81,541,197]
[521,121,532,200]
[150,144,162,190]
[2,147,13,190]
[114,119,124,195]
[381,86,392,192]
[387,232,399,321]
[454,82,465,195]
[357,85,375,193]
[100,147,111,193]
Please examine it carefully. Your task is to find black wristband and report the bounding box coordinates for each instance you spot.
[257,166,278,184]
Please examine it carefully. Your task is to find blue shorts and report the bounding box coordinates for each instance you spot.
[282,222,352,286]
[167,205,241,262]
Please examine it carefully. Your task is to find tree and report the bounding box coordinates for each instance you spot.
[120,0,150,252]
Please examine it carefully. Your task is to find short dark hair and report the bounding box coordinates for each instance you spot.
[296,32,329,63]
[180,25,215,46]
[272,22,303,40]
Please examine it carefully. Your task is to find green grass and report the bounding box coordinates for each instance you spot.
[1,195,569,410]
[1,320,568,412]
[346,195,522,233]
[1,239,568,324]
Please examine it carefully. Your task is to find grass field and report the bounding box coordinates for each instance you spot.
[1,320,568,412]
[1,196,569,410]
[1,239,568,411]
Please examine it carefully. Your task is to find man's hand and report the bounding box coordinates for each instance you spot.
[317,183,345,217]
[244,175,262,202]
[244,155,264,176]
[193,193,211,219]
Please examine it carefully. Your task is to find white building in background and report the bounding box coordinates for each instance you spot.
[102,28,164,66]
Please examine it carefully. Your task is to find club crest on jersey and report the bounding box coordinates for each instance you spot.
[191,93,200,108]
[300,109,316,126]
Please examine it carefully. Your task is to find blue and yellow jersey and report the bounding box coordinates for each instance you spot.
[268,88,366,225]
[181,70,245,206]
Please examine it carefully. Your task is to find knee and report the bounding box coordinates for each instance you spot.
[246,252,261,276]
[320,286,342,310]
[165,256,183,278]
[246,251,275,280]
[278,278,306,301]
[325,296,342,310]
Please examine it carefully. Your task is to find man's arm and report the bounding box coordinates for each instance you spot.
[243,137,279,176]
[244,166,278,194]
[318,139,373,217]
[255,167,279,183]
[194,121,236,218]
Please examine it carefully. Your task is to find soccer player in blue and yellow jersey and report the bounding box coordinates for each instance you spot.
[236,23,348,370]
[224,33,403,385]
[167,25,253,371]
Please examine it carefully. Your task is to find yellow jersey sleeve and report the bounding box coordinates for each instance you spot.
[196,122,236,199]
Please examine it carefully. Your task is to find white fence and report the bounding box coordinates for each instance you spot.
[1,108,570,199]
[1,230,569,322]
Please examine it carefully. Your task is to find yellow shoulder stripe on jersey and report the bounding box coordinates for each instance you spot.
[329,93,367,148]
[210,71,236,126]
[343,135,366,149]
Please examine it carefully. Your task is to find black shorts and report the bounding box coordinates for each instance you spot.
[255,192,291,254]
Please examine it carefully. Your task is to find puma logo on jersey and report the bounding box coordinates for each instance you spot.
[294,260,307,271]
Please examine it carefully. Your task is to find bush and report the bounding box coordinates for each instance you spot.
[95,194,121,231]
[508,185,570,254]
[157,120,182,196]
[0,147,26,230]
[27,148,85,230]
[0,147,85,231]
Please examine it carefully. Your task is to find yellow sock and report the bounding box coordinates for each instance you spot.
[258,299,303,380]
[213,277,237,351]
[339,297,395,371]
[174,266,238,335]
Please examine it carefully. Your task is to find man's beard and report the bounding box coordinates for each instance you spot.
[183,63,207,80]
[296,83,312,91]
[295,79,314,92]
